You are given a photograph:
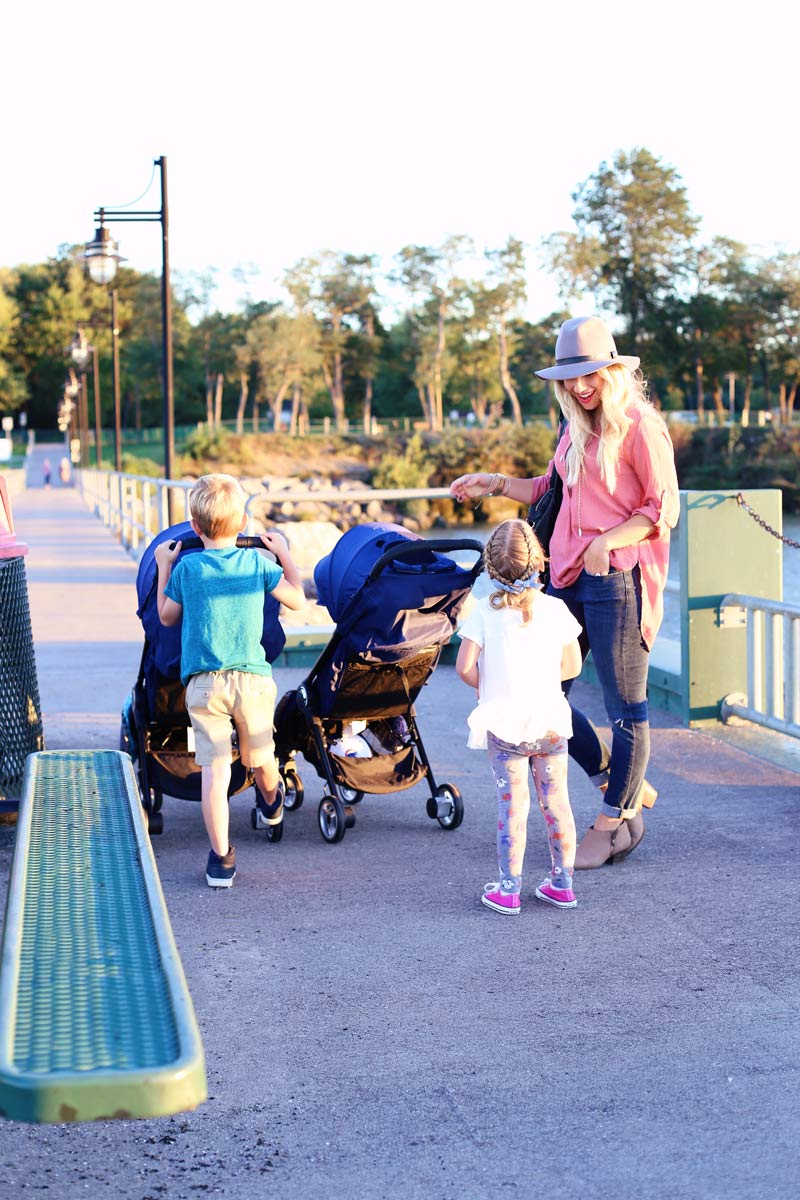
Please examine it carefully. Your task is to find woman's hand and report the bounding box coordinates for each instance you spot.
[583,535,610,577]
[450,473,491,503]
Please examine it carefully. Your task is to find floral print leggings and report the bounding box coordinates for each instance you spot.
[486,732,575,894]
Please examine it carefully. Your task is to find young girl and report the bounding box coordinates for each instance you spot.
[456,520,583,914]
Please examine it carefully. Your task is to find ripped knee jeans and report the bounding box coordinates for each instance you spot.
[549,568,650,818]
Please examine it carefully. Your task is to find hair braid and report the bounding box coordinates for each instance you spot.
[484,519,546,623]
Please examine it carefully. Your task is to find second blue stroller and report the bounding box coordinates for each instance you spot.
[120,521,286,837]
[273,522,483,843]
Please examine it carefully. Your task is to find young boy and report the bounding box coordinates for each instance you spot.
[154,473,305,887]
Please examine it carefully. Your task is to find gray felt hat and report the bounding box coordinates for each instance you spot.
[535,316,640,380]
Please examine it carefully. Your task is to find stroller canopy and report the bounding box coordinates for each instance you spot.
[137,521,285,681]
[310,523,483,717]
[315,523,435,621]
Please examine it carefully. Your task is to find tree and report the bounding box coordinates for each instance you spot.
[284,252,375,431]
[484,236,527,425]
[0,272,28,414]
[395,237,472,431]
[543,148,699,344]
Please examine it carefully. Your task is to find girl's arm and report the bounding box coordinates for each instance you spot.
[455,637,481,691]
[560,638,582,681]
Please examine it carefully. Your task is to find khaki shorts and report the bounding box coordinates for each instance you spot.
[185,670,277,768]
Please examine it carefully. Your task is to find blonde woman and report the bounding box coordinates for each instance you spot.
[456,520,583,913]
[451,317,679,870]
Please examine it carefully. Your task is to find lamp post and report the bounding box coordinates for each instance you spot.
[110,290,122,471]
[70,330,103,468]
[62,373,80,462]
[84,156,174,486]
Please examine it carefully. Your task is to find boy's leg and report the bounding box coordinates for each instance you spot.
[486,733,532,894]
[232,673,281,819]
[185,673,236,857]
[531,736,575,890]
[202,758,232,855]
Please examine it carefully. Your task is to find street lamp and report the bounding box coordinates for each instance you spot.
[70,329,104,469]
[85,155,174,485]
[62,372,80,462]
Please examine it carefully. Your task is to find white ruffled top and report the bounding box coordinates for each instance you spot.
[457,591,582,749]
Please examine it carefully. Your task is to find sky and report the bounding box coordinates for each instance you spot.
[2,0,798,326]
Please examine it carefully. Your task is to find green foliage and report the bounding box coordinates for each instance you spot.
[182,427,231,465]
[5,150,800,441]
[371,434,432,489]
[674,426,800,511]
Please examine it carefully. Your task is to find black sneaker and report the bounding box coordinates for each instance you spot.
[206,845,236,888]
[255,783,284,829]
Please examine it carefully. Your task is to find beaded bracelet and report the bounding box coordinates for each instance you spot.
[487,473,510,498]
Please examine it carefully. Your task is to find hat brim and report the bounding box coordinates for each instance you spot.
[535,355,640,381]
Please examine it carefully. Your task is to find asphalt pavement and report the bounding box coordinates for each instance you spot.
[1,457,799,1200]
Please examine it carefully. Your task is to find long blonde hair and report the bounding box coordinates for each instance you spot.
[484,520,545,624]
[553,364,650,493]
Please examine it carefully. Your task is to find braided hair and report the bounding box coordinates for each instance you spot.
[484,519,546,623]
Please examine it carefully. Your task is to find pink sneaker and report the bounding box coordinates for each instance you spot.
[481,882,521,915]
[535,878,577,909]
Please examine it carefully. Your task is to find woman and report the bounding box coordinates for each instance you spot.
[450,316,679,869]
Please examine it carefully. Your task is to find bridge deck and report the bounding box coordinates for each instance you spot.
[0,451,797,1194]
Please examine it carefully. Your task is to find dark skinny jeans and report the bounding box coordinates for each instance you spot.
[548,567,649,819]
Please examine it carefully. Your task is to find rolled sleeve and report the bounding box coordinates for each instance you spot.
[630,418,679,533]
[529,460,555,507]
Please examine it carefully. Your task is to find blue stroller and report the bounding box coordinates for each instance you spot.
[273,522,483,843]
[120,521,286,837]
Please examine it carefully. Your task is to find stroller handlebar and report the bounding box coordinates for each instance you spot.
[168,535,268,551]
[366,538,484,582]
[170,533,484,582]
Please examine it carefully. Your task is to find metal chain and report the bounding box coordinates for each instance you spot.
[735,492,800,549]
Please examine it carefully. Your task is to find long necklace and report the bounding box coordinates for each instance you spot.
[575,428,600,539]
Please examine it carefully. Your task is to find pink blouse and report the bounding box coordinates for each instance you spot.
[530,404,679,649]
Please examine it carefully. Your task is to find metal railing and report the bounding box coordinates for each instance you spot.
[719,593,800,739]
[74,468,456,558]
[76,469,193,555]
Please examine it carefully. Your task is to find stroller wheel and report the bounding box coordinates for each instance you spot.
[318,795,348,843]
[146,809,164,836]
[282,768,304,812]
[432,784,464,831]
[339,786,364,805]
[265,821,284,844]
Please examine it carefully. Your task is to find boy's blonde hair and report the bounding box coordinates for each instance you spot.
[553,363,649,493]
[484,519,545,624]
[189,474,246,540]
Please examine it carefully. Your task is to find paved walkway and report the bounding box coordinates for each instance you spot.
[1,456,799,1199]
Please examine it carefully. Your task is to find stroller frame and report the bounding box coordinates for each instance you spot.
[275,535,483,843]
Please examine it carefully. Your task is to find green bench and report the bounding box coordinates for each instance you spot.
[0,750,206,1123]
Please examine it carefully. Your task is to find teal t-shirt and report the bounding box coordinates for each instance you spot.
[164,547,284,685]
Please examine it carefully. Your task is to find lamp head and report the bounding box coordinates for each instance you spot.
[85,220,124,285]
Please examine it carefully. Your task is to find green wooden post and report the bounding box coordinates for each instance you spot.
[680,489,783,724]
